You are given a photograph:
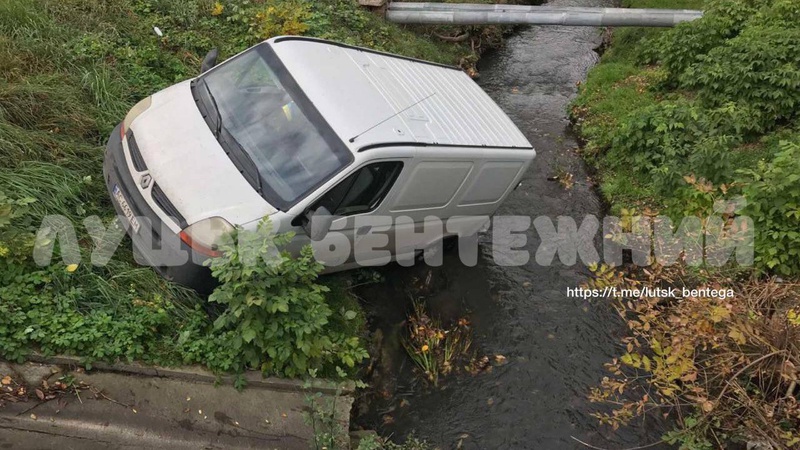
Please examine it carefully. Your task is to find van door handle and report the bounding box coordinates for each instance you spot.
[356,225,372,236]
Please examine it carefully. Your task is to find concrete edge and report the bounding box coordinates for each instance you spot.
[23,354,355,395]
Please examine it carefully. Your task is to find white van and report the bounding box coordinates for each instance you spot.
[103,36,535,292]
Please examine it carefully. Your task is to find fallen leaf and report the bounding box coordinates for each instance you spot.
[30,414,37,420]
[1,376,11,385]
[132,409,138,414]
[728,328,746,345]
[65,263,79,273]
[35,389,45,400]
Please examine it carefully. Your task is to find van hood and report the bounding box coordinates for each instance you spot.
[128,80,276,226]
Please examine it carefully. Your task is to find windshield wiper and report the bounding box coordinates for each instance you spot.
[199,79,222,138]
[220,128,264,195]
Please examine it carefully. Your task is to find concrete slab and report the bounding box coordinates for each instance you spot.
[0,362,352,449]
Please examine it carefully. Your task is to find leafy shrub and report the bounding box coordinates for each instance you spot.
[653,0,800,135]
[607,99,748,193]
[251,0,311,38]
[739,140,800,275]
[206,219,368,378]
[656,0,766,85]
[680,22,800,133]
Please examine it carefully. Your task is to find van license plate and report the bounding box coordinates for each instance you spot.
[112,184,140,233]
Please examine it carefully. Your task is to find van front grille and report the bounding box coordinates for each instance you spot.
[126,131,148,172]
[151,183,186,228]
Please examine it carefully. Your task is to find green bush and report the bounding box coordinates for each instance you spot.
[656,0,766,85]
[206,219,368,378]
[608,99,748,192]
[680,20,800,133]
[739,140,800,276]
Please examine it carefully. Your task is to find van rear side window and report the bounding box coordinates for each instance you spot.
[313,162,403,216]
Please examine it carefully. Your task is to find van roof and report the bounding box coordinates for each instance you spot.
[268,37,533,153]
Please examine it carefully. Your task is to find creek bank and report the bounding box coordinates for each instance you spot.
[569,0,800,447]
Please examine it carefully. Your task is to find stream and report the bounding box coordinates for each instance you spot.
[355,0,669,448]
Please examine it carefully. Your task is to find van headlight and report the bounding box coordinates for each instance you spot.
[120,96,152,138]
[179,217,234,257]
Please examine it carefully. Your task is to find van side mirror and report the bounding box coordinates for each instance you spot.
[200,48,219,73]
[303,206,335,241]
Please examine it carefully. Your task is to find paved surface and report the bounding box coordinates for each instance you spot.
[0,362,352,449]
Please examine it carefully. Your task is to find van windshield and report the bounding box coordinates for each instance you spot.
[196,44,352,210]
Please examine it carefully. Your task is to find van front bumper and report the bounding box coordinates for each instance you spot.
[103,123,216,294]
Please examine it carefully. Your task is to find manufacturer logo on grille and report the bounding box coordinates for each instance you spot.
[140,174,152,189]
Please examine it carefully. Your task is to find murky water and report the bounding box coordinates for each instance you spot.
[356,1,669,448]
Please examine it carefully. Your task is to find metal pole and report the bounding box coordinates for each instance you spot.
[386,3,703,27]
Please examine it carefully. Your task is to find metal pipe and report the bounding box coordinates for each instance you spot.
[389,2,700,13]
[386,3,703,27]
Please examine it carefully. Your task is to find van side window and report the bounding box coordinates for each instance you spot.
[313,162,403,216]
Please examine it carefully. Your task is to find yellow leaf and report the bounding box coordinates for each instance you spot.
[709,305,730,323]
[211,1,224,16]
[620,353,634,366]
[642,355,652,372]
[66,263,79,273]
[728,328,746,345]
